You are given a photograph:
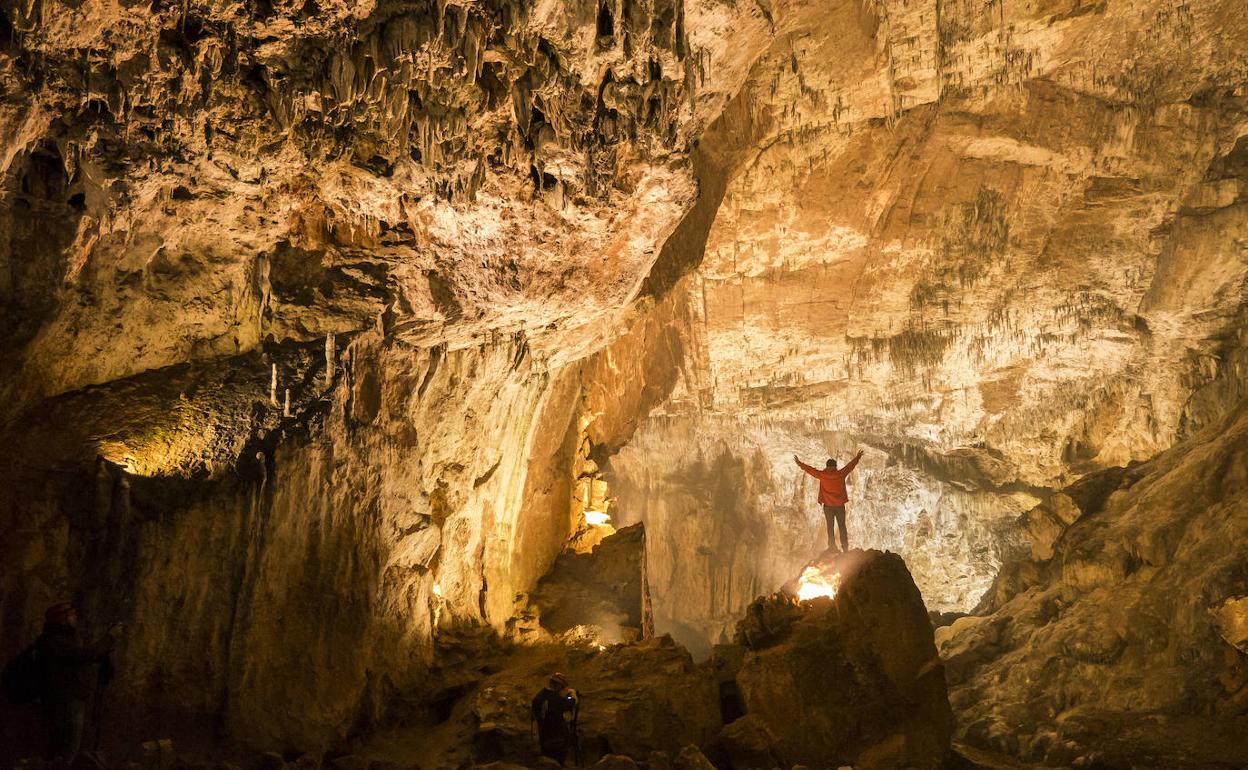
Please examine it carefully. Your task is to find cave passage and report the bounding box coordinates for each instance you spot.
[3,1,1248,769]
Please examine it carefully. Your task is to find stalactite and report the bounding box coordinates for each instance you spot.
[325,333,336,385]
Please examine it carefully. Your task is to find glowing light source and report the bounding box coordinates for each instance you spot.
[584,510,611,527]
[796,565,840,601]
[432,583,443,598]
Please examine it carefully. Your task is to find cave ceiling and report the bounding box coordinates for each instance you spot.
[0,0,776,423]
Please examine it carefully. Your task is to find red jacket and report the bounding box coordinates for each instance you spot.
[796,453,862,507]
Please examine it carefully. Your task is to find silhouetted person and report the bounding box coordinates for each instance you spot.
[531,672,578,765]
[35,602,120,765]
[795,450,864,553]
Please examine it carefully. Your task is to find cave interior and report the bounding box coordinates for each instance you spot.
[2,0,1248,768]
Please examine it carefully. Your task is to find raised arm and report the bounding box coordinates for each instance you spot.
[794,456,820,477]
[44,628,117,663]
[841,450,865,476]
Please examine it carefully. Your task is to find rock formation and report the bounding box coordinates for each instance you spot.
[937,399,1248,769]
[1,0,1247,764]
[531,522,652,643]
[358,547,951,770]
[606,0,1248,654]
[723,549,952,770]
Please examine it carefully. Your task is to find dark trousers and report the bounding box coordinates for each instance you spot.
[539,735,570,764]
[44,698,86,764]
[823,505,848,552]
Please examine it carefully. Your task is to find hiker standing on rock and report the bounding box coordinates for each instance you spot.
[531,672,578,765]
[36,602,121,765]
[795,450,865,553]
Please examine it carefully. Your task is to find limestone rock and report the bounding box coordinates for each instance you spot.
[940,401,1248,767]
[607,0,1248,655]
[645,751,672,770]
[731,550,953,770]
[672,746,716,770]
[1214,596,1248,655]
[431,635,720,767]
[531,523,652,643]
[590,755,638,770]
[705,713,782,770]
[2,0,1248,760]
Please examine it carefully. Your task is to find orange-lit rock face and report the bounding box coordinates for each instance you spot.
[609,0,1248,650]
[937,400,1248,766]
[0,0,727,748]
[2,0,1248,756]
[0,0,780,419]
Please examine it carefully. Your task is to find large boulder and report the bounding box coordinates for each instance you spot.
[359,549,954,769]
[531,523,653,643]
[727,549,953,770]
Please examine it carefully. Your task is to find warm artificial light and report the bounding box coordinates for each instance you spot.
[796,565,840,601]
[584,510,611,526]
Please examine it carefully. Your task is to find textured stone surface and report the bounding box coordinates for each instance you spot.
[362,634,722,768]
[2,0,1248,762]
[531,522,652,642]
[0,0,744,415]
[728,549,953,770]
[938,399,1248,768]
[607,0,1248,650]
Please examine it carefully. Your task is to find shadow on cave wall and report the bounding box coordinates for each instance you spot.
[1,143,84,363]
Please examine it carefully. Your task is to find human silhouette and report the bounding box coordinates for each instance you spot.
[35,602,120,765]
[531,672,578,764]
[795,450,864,553]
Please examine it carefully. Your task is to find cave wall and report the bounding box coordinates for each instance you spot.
[0,335,571,750]
[606,0,1248,650]
[0,0,756,752]
[938,396,1248,766]
[4,0,1248,757]
[0,271,693,754]
[608,415,1042,654]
